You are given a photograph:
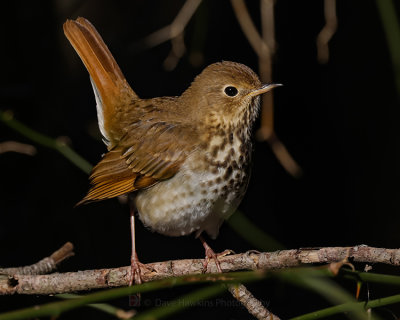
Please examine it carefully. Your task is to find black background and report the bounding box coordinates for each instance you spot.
[1,0,400,319]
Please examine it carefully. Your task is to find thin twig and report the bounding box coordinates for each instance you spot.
[144,0,202,47]
[231,0,270,57]
[0,141,36,156]
[2,245,400,295]
[0,242,74,276]
[267,132,303,178]
[0,243,132,319]
[140,0,202,70]
[143,0,202,47]
[316,0,338,64]
[49,242,75,265]
[259,0,274,143]
[163,32,187,71]
[0,109,92,174]
[231,0,302,178]
[228,284,281,320]
[261,0,276,56]
[260,0,302,178]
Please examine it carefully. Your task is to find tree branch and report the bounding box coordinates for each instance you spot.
[228,284,281,320]
[139,0,202,70]
[0,141,36,156]
[0,242,74,276]
[142,0,202,48]
[316,0,338,64]
[1,245,399,296]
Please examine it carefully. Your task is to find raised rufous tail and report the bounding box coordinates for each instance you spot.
[63,17,137,144]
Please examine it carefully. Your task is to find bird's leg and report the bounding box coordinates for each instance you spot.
[199,234,232,273]
[129,204,143,286]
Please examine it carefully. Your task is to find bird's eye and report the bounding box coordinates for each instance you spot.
[224,86,238,97]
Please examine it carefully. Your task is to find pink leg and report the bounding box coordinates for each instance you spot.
[199,234,223,273]
[129,205,143,286]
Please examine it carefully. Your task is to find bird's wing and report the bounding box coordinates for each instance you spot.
[77,118,198,205]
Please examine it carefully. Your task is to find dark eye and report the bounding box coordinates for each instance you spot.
[224,86,238,97]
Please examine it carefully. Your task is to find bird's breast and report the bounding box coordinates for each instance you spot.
[134,129,252,238]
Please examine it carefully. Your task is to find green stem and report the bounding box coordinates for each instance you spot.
[290,294,400,320]
[341,269,400,286]
[56,293,133,318]
[279,268,369,320]
[0,109,92,174]
[376,0,400,97]
[227,210,285,251]
[133,285,226,320]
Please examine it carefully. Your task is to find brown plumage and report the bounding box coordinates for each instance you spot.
[64,17,280,282]
[65,18,198,205]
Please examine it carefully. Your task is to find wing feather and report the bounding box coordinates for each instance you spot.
[77,120,198,205]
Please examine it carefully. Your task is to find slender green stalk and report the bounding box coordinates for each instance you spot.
[280,267,400,320]
[341,269,400,286]
[85,302,128,317]
[278,268,370,320]
[0,109,92,174]
[133,285,226,320]
[227,210,284,251]
[56,144,92,174]
[281,267,400,287]
[376,0,400,97]
[56,293,134,318]
[290,294,400,320]
[0,271,263,320]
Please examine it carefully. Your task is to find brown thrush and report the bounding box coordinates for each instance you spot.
[64,17,280,284]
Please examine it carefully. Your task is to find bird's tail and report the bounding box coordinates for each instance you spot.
[63,17,137,143]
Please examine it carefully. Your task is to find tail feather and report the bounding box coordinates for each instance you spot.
[76,149,136,206]
[63,17,137,143]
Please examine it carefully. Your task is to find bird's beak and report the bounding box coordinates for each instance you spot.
[249,83,282,97]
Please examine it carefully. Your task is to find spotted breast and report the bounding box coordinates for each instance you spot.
[134,124,252,239]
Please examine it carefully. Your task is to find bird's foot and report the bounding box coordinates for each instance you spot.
[128,252,154,306]
[201,241,233,273]
[129,252,147,286]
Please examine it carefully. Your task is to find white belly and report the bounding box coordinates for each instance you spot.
[134,151,248,239]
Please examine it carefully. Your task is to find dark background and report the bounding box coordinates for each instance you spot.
[1,0,400,319]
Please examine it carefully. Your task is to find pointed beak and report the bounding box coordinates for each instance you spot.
[249,83,283,97]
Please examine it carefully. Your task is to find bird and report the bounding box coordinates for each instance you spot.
[63,17,281,285]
